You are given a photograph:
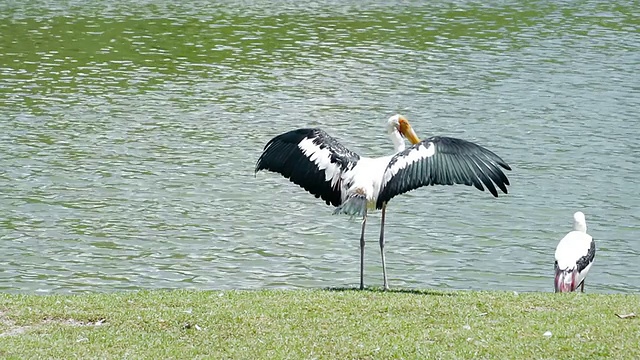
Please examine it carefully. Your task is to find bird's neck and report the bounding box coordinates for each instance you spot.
[389,129,405,152]
[573,221,587,233]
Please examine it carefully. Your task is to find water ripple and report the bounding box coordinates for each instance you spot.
[0,0,638,294]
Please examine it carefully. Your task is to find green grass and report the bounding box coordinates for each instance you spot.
[0,289,638,359]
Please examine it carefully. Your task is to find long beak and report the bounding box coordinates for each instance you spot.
[398,117,421,145]
[554,268,576,293]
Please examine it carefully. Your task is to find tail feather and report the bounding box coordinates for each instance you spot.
[333,193,367,217]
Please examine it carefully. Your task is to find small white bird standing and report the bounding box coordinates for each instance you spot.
[255,114,511,290]
[554,211,596,292]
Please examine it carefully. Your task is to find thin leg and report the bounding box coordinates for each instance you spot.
[580,281,585,293]
[379,203,389,291]
[359,209,367,290]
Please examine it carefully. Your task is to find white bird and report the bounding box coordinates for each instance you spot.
[255,114,511,290]
[554,211,596,292]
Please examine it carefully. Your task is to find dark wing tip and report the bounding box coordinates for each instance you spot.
[255,128,318,172]
[472,144,512,197]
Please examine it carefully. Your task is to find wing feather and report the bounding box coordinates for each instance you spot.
[256,128,360,207]
[576,238,596,274]
[469,156,497,196]
[377,136,511,208]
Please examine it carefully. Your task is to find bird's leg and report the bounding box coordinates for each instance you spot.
[359,209,367,290]
[580,281,585,293]
[379,203,389,291]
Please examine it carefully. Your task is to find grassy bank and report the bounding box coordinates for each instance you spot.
[0,289,638,359]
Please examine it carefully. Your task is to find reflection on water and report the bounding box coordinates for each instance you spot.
[0,0,638,293]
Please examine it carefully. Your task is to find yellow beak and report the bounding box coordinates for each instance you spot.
[398,116,421,145]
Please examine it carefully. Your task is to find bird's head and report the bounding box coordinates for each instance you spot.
[554,265,577,292]
[387,114,421,145]
[573,211,587,233]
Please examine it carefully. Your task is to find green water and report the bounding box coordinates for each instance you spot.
[1,0,638,293]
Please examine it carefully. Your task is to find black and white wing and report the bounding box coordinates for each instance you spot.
[575,238,596,274]
[376,136,511,208]
[255,128,360,207]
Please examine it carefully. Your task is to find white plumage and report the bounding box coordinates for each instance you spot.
[256,114,511,290]
[554,211,596,292]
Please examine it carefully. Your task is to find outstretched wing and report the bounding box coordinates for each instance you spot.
[255,128,360,207]
[376,136,511,208]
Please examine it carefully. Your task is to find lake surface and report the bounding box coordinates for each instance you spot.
[1,0,638,294]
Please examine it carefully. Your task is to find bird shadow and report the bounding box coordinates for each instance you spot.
[325,286,457,297]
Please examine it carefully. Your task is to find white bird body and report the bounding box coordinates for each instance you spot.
[554,211,596,292]
[342,156,392,207]
[256,114,512,290]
